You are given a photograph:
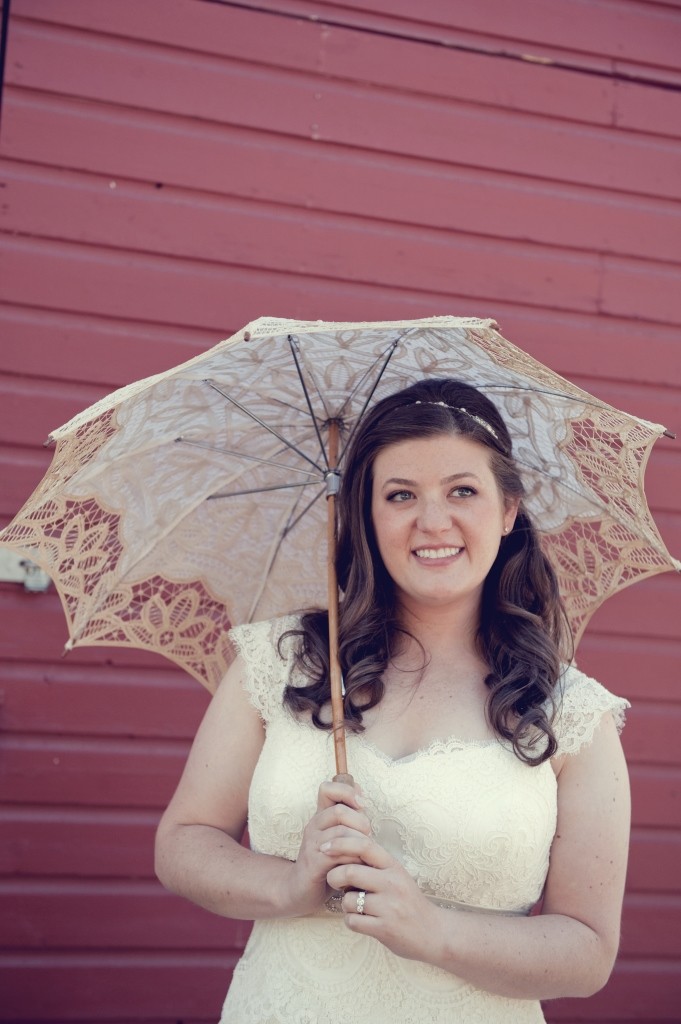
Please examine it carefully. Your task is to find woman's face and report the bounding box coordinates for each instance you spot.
[370,432,518,620]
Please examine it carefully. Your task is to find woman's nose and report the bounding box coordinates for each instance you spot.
[416,497,452,532]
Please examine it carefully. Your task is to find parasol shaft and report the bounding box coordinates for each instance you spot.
[326,420,352,783]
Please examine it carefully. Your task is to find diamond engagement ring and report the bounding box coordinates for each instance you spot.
[356,890,366,915]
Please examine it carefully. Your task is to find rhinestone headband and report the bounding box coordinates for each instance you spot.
[412,400,500,443]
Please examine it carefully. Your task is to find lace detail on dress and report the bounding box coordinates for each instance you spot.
[228,615,299,723]
[554,664,630,757]
[220,618,628,1024]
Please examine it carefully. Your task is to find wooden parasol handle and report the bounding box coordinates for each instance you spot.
[326,421,353,785]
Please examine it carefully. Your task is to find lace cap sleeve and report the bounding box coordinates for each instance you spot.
[554,665,630,757]
[227,615,300,724]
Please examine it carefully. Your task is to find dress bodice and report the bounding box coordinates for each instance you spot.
[220,616,629,1024]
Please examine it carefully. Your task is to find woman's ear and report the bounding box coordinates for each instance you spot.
[503,498,521,535]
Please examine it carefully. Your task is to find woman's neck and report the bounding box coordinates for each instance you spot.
[393,601,483,670]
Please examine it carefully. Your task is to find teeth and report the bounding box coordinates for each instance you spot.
[414,547,462,559]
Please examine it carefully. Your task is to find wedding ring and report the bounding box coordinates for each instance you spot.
[356,890,366,915]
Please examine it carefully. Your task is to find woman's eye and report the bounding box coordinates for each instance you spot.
[451,486,476,498]
[387,490,413,502]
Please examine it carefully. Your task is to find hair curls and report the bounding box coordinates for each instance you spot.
[282,378,572,766]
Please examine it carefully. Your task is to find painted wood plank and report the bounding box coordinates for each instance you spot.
[0,178,611,321]
[626,828,681,893]
[0,806,162,879]
[0,299,211,387]
[0,444,54,519]
[0,1,644,133]
[0,953,235,1020]
[0,662,208,739]
[3,241,681,379]
[2,805,676,893]
[2,658,679,761]
[619,704,681,766]
[3,729,678,825]
[283,0,681,73]
[3,882,680,955]
[630,766,681,828]
[4,162,681,328]
[578,634,681,703]
[4,296,681,401]
[620,894,681,957]
[0,880,251,950]
[14,0,681,77]
[581,574,680,644]
[547,959,681,1018]
[2,954,680,1020]
[1,734,190,809]
[14,0,681,91]
[5,94,681,265]
[6,22,681,201]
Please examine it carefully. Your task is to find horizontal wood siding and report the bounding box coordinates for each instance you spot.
[0,1,679,1021]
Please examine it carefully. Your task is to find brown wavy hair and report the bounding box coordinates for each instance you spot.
[282,378,572,766]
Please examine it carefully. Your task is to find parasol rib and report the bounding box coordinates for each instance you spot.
[209,482,316,500]
[288,335,331,470]
[281,486,325,536]
[204,380,324,473]
[337,336,401,466]
[245,477,321,624]
[176,438,320,479]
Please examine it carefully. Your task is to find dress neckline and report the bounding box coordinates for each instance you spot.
[352,729,502,766]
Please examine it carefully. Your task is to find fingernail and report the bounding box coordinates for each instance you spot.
[320,841,332,852]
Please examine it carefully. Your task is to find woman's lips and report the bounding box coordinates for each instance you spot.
[412,546,463,561]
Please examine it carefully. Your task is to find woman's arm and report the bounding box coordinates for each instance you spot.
[155,655,370,921]
[325,711,631,1000]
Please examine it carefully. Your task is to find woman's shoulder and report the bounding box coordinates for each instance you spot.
[227,614,303,722]
[228,613,302,660]
[551,663,630,758]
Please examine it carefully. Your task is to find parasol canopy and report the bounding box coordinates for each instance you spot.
[1,315,677,700]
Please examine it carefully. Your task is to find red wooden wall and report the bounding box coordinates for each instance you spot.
[0,0,680,1021]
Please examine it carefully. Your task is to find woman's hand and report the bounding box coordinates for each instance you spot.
[324,833,441,962]
[284,779,372,918]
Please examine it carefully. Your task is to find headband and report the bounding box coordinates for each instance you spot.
[412,400,501,443]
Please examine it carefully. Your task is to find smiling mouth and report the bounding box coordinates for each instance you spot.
[413,546,463,559]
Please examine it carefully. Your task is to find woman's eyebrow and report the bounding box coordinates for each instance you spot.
[381,472,481,487]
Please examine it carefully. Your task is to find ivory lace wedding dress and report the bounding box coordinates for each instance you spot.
[219,617,628,1024]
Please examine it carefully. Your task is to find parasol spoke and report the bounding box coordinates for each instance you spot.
[246,482,324,622]
[337,335,402,465]
[176,438,321,480]
[204,379,324,473]
[288,335,331,470]
[480,383,620,409]
[208,481,317,499]
[281,486,325,538]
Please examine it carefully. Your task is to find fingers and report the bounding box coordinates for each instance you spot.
[322,834,391,870]
[326,860,386,894]
[316,779,365,813]
[315,802,371,837]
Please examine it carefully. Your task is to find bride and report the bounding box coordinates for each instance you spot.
[155,378,630,1023]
